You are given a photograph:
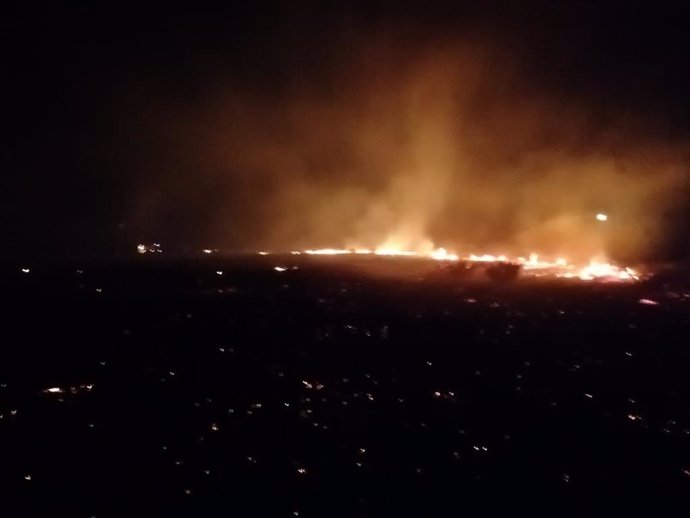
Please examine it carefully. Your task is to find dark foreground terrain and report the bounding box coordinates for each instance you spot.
[2,256,690,517]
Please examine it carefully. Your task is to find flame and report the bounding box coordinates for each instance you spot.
[374,248,417,256]
[304,248,352,255]
[429,247,459,261]
[468,253,507,262]
[575,261,638,281]
[291,245,639,282]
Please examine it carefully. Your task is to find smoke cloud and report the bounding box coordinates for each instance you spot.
[123,29,688,262]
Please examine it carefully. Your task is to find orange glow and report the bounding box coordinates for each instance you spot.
[374,248,418,257]
[292,244,639,282]
[304,248,352,255]
[429,248,459,261]
[575,261,638,281]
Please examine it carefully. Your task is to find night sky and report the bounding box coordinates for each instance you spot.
[3,1,690,259]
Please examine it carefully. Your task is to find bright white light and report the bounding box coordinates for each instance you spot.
[596,213,608,222]
[374,249,417,256]
[429,248,459,261]
[21,268,30,273]
[216,270,223,276]
[136,244,146,254]
[202,249,213,254]
[304,249,351,255]
[638,298,659,306]
[274,266,287,272]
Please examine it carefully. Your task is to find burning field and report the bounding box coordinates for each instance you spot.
[119,28,689,271]
[2,256,690,516]
[4,3,690,517]
[284,247,640,282]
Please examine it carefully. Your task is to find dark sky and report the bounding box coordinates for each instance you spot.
[2,1,690,259]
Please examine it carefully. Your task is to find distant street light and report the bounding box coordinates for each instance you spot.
[595,213,608,222]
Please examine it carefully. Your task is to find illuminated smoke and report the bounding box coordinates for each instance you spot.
[123,31,688,263]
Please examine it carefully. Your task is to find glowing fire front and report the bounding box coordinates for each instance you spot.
[281,247,638,282]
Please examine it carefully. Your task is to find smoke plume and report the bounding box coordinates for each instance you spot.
[124,29,688,262]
